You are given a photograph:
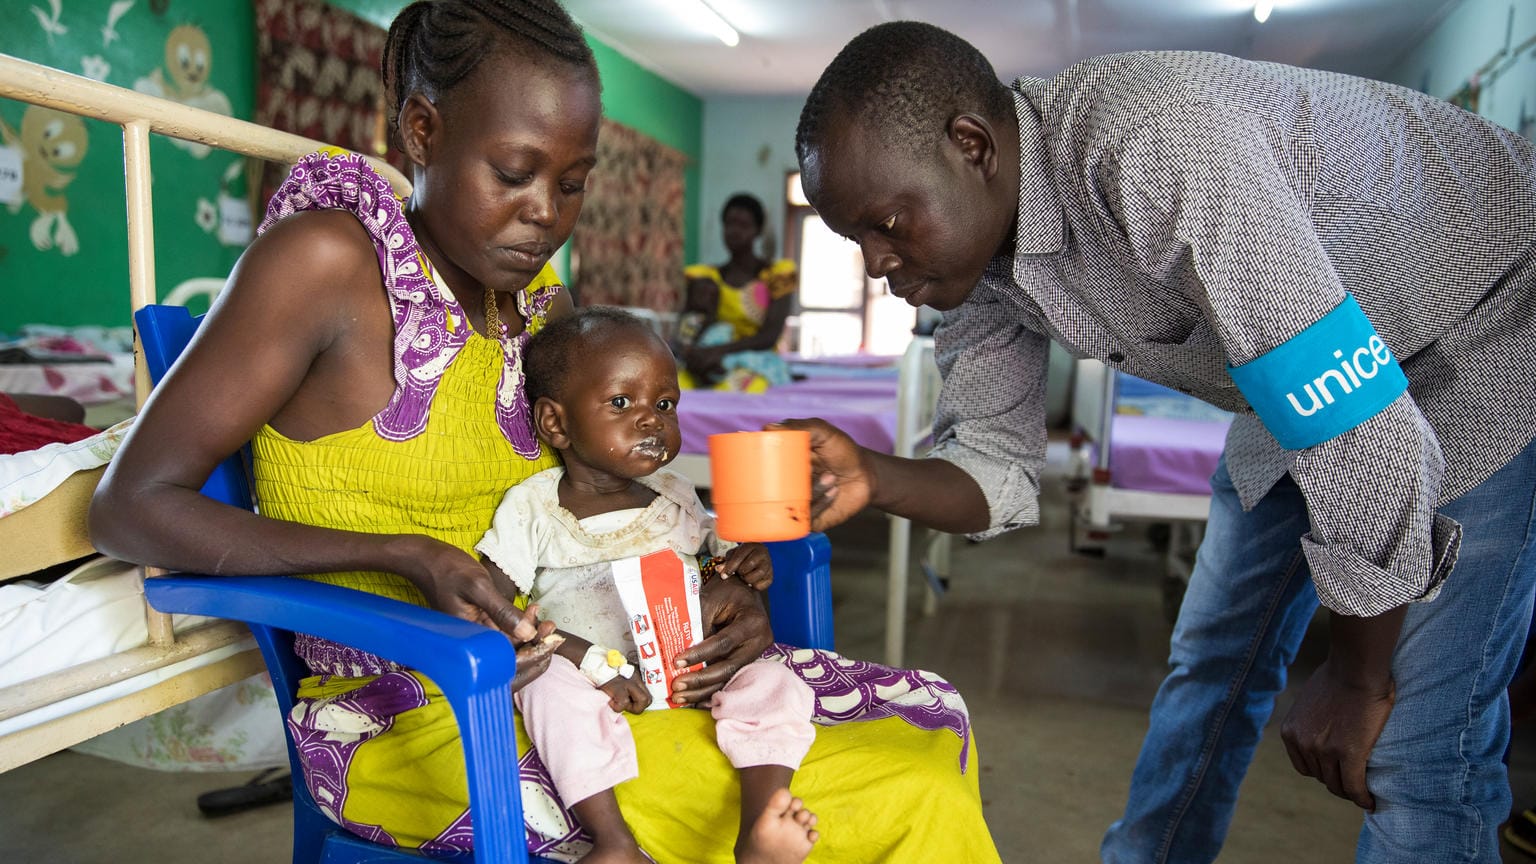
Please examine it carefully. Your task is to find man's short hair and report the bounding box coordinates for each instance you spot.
[796,21,1012,160]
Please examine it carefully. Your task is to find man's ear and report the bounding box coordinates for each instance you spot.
[532,397,570,450]
[397,92,440,168]
[948,113,999,181]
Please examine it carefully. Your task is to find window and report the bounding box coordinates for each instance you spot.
[782,172,914,356]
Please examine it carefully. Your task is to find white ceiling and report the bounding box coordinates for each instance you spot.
[562,0,1464,97]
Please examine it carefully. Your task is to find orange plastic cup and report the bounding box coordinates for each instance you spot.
[708,430,812,542]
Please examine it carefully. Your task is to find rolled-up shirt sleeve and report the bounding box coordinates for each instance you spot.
[1113,102,1461,616]
[928,285,1051,541]
[1292,397,1460,614]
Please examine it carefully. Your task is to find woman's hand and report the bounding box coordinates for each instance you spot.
[769,418,874,531]
[400,541,561,691]
[716,542,773,591]
[686,345,727,380]
[600,673,654,714]
[668,576,772,705]
[395,535,539,637]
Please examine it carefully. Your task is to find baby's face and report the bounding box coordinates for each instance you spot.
[557,329,683,480]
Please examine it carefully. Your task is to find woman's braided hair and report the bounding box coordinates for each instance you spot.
[382,0,597,144]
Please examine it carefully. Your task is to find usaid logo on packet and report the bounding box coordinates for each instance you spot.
[1226,294,1409,451]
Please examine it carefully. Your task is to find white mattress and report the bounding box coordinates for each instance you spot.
[0,556,287,771]
[0,557,207,690]
[0,419,131,519]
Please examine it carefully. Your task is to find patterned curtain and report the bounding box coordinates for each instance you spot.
[252,0,403,204]
[571,119,688,310]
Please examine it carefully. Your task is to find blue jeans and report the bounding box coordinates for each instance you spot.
[1102,436,1536,864]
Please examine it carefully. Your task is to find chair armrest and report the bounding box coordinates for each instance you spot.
[144,575,515,700]
[764,532,835,652]
[145,574,530,862]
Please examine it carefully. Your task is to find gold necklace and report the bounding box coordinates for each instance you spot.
[483,287,508,339]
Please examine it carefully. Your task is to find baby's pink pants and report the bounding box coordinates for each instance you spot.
[515,655,815,807]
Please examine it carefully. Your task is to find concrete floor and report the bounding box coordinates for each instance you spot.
[4,438,1535,862]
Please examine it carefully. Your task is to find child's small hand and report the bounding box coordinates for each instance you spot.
[507,602,552,644]
[600,671,653,715]
[717,543,773,591]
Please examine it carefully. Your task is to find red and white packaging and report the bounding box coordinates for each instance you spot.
[611,550,704,710]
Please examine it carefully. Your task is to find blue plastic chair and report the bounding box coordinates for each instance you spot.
[132,304,834,864]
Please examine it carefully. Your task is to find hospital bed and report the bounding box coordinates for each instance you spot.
[1067,358,1232,620]
[0,275,223,429]
[0,52,406,774]
[0,330,135,418]
[671,336,947,666]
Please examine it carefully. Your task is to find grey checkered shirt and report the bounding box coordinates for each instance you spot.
[929,51,1536,617]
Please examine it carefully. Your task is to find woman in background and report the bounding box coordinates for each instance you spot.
[677,193,796,391]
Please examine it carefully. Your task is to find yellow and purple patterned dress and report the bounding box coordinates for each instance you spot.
[252,151,1000,863]
[679,260,797,390]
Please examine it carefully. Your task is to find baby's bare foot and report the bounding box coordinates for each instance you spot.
[736,787,818,864]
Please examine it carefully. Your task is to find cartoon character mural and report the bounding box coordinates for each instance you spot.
[133,23,232,157]
[0,107,89,256]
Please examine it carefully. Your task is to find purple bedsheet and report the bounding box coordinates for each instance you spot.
[1108,414,1231,496]
[678,378,899,455]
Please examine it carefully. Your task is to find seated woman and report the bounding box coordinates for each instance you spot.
[90,2,999,861]
[677,193,796,391]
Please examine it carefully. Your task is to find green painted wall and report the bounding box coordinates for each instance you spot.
[0,0,255,330]
[325,0,704,269]
[0,1,702,329]
[1387,0,1536,137]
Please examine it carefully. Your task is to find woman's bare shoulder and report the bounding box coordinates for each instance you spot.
[212,209,389,356]
[246,209,381,291]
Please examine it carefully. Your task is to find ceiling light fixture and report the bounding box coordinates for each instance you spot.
[1253,0,1273,23]
[679,0,739,47]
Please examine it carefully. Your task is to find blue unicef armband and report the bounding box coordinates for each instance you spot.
[1226,294,1407,450]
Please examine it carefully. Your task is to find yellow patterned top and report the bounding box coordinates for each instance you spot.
[683,259,798,341]
[251,265,562,606]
